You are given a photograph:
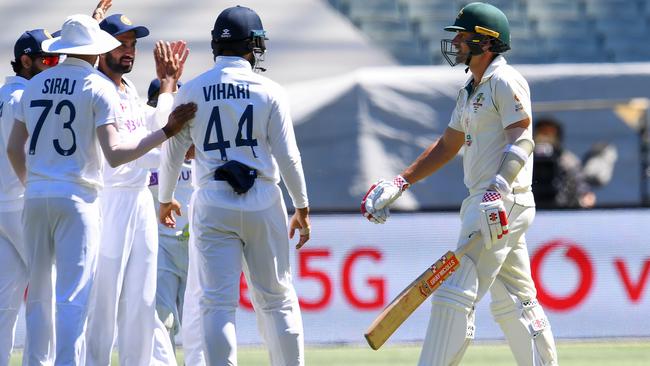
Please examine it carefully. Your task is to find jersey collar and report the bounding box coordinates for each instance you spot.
[4,75,28,85]
[463,54,507,90]
[480,54,507,82]
[214,56,252,71]
[62,56,97,70]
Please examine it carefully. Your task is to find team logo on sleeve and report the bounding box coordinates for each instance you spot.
[514,94,524,112]
[472,93,484,113]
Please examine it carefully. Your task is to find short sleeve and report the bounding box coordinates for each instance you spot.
[493,75,531,128]
[14,90,26,124]
[447,93,464,132]
[93,84,121,128]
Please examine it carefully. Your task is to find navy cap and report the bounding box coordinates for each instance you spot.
[99,14,149,38]
[147,78,183,102]
[211,5,265,42]
[14,29,54,60]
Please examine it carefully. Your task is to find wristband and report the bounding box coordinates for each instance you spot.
[161,125,173,138]
[394,175,410,191]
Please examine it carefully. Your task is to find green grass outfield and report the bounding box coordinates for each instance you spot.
[10,340,650,365]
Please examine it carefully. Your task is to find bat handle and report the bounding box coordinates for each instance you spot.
[455,232,481,259]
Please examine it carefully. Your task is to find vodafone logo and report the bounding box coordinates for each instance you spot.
[531,238,650,312]
[531,239,594,312]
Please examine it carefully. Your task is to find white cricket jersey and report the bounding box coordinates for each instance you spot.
[149,162,192,239]
[158,56,308,210]
[15,57,121,202]
[102,78,173,188]
[448,55,533,195]
[0,76,27,211]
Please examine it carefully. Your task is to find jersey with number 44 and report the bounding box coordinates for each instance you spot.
[16,58,121,202]
[160,56,308,210]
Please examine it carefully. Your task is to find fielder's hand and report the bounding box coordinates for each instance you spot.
[160,199,182,228]
[289,207,311,249]
[361,175,409,224]
[161,103,197,138]
[91,0,111,21]
[478,190,509,249]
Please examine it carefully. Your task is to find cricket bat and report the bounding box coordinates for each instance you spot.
[364,236,477,350]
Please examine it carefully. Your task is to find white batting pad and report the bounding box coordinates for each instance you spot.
[418,257,479,366]
[490,278,558,366]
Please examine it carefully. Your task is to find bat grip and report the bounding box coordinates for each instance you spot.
[455,231,481,259]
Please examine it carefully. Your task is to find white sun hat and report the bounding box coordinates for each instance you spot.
[42,14,121,55]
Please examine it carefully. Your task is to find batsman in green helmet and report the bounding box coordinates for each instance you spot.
[361,3,559,365]
[441,2,511,67]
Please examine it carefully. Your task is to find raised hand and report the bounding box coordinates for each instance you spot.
[170,40,189,81]
[154,40,180,81]
[91,0,112,21]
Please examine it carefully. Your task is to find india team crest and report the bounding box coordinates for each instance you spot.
[120,15,133,25]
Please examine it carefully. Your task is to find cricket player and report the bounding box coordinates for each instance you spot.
[361,3,558,365]
[84,14,186,366]
[0,28,58,366]
[149,161,192,351]
[6,14,195,365]
[146,78,198,357]
[158,6,311,365]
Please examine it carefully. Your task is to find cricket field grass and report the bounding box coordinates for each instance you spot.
[10,339,650,365]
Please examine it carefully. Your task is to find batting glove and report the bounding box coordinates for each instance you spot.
[361,175,410,224]
[478,190,509,249]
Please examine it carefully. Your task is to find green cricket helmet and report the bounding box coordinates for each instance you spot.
[441,2,511,66]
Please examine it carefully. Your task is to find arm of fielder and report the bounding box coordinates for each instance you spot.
[363,233,480,350]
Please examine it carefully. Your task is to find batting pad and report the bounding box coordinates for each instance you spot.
[418,257,478,366]
[490,278,558,366]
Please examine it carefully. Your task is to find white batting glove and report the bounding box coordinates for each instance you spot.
[478,190,509,249]
[361,175,410,224]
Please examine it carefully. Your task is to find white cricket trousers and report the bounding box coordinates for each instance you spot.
[419,192,557,365]
[181,244,206,366]
[156,235,188,349]
[192,194,304,366]
[85,187,175,366]
[23,197,100,366]
[0,210,29,366]
[181,194,206,366]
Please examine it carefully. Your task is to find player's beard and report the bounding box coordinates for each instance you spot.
[456,49,470,65]
[105,52,134,74]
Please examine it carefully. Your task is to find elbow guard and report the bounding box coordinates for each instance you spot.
[491,138,534,195]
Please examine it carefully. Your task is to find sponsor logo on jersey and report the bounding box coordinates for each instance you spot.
[472,92,484,112]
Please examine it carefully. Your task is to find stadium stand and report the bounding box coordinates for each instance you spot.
[327,0,650,64]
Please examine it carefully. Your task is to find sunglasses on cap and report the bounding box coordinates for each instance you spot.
[33,54,60,66]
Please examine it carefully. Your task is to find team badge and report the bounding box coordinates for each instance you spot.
[120,15,133,25]
[514,94,524,112]
[472,93,484,112]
